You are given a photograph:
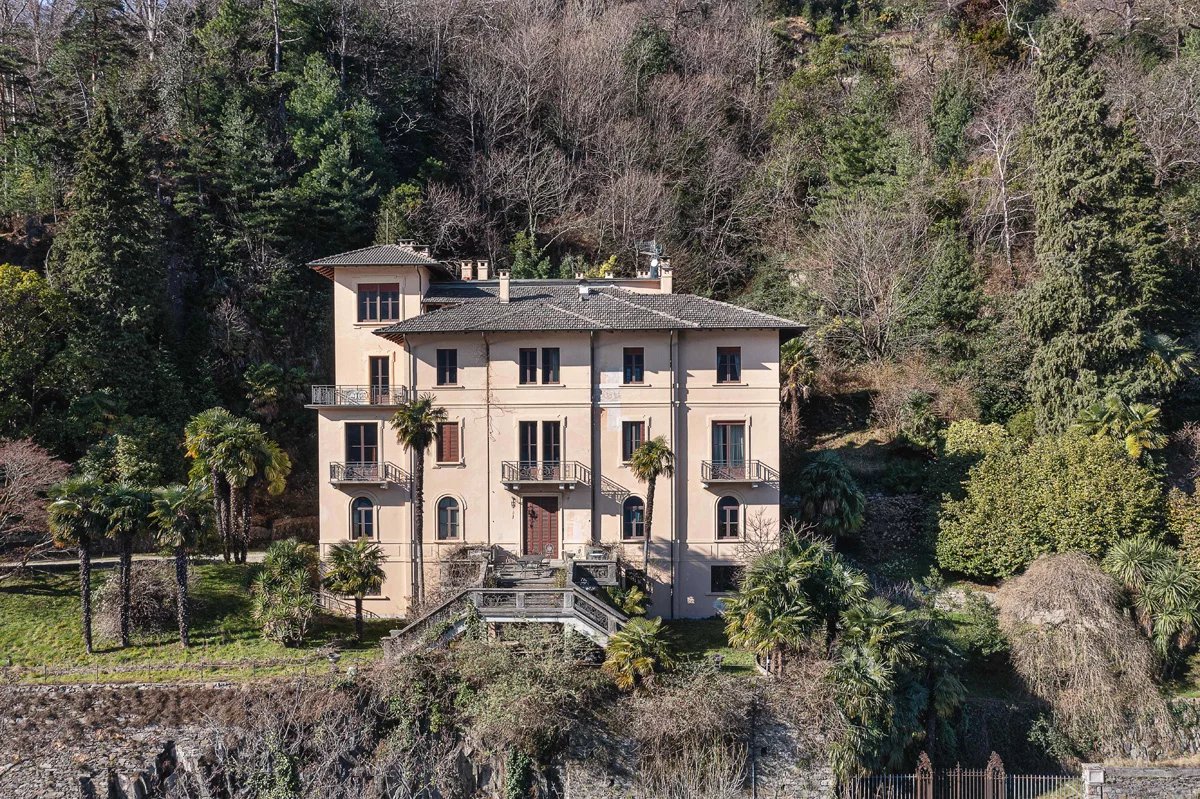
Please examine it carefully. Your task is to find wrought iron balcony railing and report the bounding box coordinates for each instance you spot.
[329,461,411,486]
[701,460,776,485]
[311,385,412,407]
[500,460,591,488]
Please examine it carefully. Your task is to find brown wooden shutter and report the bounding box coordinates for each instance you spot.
[438,422,460,462]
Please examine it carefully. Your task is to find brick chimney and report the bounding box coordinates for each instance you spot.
[477,260,490,280]
[498,269,511,303]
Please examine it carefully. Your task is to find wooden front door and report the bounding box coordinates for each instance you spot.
[523,497,559,558]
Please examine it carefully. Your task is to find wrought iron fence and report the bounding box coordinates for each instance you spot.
[500,460,591,485]
[310,385,411,406]
[840,753,1081,799]
[701,459,775,482]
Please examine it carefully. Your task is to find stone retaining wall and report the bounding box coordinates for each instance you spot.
[0,681,836,799]
[1081,764,1200,798]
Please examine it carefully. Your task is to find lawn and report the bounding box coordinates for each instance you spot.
[667,618,758,675]
[0,563,394,684]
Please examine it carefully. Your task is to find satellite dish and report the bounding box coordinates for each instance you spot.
[650,257,659,268]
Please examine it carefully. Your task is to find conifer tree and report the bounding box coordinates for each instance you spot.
[1023,18,1165,433]
[48,104,178,433]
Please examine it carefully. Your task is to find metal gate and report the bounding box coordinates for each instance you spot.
[840,753,1083,799]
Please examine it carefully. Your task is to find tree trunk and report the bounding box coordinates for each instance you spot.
[642,476,656,583]
[211,470,230,562]
[413,450,425,608]
[239,484,253,563]
[80,540,93,655]
[354,596,364,642]
[175,544,190,648]
[119,535,132,647]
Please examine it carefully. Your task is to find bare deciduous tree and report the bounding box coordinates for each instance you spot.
[1109,52,1200,186]
[966,68,1034,285]
[0,439,70,575]
[803,197,935,363]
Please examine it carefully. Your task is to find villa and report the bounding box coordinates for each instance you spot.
[308,241,802,621]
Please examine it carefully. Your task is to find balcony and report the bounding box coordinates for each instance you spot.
[701,460,776,487]
[501,461,591,490]
[310,385,411,407]
[329,461,411,487]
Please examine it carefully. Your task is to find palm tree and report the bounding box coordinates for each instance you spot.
[185,408,291,563]
[1104,536,1200,662]
[101,482,152,647]
[323,538,386,641]
[602,617,677,691]
[184,408,238,561]
[797,452,865,537]
[1072,394,1167,460]
[1145,332,1196,386]
[629,436,674,579]
[780,338,815,442]
[221,417,291,563]
[47,477,107,654]
[390,394,446,609]
[723,535,867,674]
[150,484,212,647]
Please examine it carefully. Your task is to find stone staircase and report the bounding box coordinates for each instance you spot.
[383,583,628,657]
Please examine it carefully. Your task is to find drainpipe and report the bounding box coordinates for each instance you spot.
[484,333,492,548]
[408,339,418,611]
[669,329,678,620]
[589,331,599,548]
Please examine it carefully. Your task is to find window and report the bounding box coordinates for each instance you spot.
[541,348,560,384]
[357,283,400,322]
[717,347,741,383]
[437,497,461,540]
[622,497,645,539]
[622,421,645,462]
[519,421,538,465]
[623,347,645,384]
[712,422,746,475]
[369,356,390,404]
[542,421,561,466]
[436,422,460,463]
[436,348,458,385]
[345,423,378,464]
[717,496,741,539]
[350,497,375,539]
[519,348,538,384]
[710,565,744,593]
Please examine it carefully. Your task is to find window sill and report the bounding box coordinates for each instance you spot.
[516,383,564,388]
[434,384,465,389]
[713,382,748,387]
[433,461,465,468]
[354,321,398,328]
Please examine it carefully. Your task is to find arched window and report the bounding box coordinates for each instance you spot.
[437,497,461,540]
[622,497,646,540]
[716,496,741,540]
[350,497,375,539]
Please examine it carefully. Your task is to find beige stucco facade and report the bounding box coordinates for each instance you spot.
[311,247,793,620]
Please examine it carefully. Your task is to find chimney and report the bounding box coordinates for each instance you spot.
[477,260,490,280]
[660,259,673,293]
[498,269,511,303]
[459,260,474,281]
[578,276,591,299]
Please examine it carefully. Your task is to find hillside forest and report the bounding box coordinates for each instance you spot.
[4,0,1200,780]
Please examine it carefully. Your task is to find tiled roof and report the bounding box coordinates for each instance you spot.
[308,243,441,267]
[376,283,804,337]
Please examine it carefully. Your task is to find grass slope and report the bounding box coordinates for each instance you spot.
[0,563,391,683]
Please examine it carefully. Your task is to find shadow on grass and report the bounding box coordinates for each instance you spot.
[666,618,756,676]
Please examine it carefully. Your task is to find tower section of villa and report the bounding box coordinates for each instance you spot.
[308,243,802,619]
